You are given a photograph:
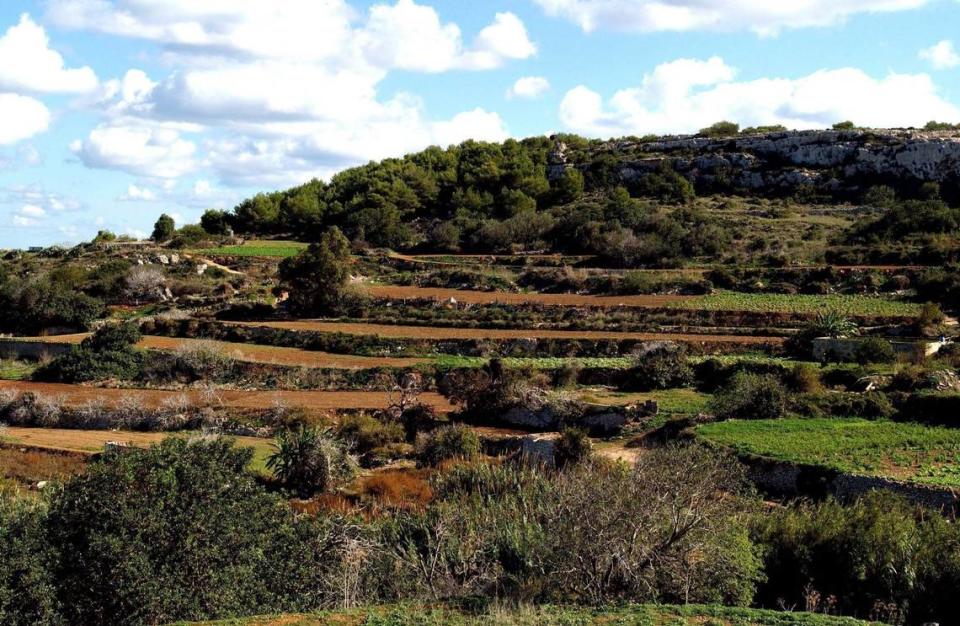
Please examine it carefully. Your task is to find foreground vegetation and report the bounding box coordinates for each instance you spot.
[173,602,878,625]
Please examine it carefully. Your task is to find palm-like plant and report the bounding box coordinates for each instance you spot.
[266,426,356,497]
[807,311,859,338]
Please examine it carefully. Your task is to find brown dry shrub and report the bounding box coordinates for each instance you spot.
[360,469,433,509]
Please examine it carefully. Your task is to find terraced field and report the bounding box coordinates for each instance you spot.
[200,240,308,257]
[0,381,455,413]
[17,334,429,369]
[698,418,960,487]
[366,284,919,316]
[230,320,784,346]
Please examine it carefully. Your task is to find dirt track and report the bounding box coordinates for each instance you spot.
[231,320,783,345]
[366,284,691,307]
[0,381,454,413]
[19,334,428,369]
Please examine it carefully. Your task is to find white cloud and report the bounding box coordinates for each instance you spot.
[118,184,158,201]
[56,1,527,185]
[360,3,534,72]
[560,57,960,136]
[533,0,929,35]
[507,76,551,99]
[0,14,98,94]
[0,94,50,145]
[71,120,198,178]
[920,40,960,70]
[18,204,45,218]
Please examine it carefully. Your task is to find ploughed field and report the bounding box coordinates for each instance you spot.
[229,320,784,345]
[20,333,430,369]
[0,381,455,413]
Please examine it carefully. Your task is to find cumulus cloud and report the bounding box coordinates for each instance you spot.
[920,40,960,70]
[507,76,551,99]
[71,120,198,178]
[533,0,929,35]
[559,57,960,137]
[0,14,98,94]
[118,184,158,201]
[53,0,528,185]
[361,2,534,72]
[0,94,51,145]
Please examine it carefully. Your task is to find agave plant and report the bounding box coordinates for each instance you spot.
[266,425,357,497]
[807,310,859,338]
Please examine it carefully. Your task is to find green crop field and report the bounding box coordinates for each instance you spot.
[171,602,876,625]
[432,355,635,370]
[697,418,960,487]
[668,291,920,317]
[201,241,308,257]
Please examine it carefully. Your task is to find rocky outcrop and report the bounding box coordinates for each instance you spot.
[551,129,960,195]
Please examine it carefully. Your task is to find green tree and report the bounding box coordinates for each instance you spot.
[832,120,857,130]
[699,121,740,137]
[200,209,231,235]
[278,227,363,316]
[0,496,60,625]
[151,214,175,242]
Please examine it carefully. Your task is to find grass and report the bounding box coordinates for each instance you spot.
[667,291,920,317]
[0,359,37,380]
[170,602,877,625]
[697,417,960,487]
[201,240,308,258]
[586,388,711,415]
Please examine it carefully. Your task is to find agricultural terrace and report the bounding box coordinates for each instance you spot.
[698,418,960,487]
[199,240,308,257]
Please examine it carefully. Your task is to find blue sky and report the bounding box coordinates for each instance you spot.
[0,0,958,248]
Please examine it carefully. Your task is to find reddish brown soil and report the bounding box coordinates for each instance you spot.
[0,381,454,412]
[232,320,783,345]
[20,334,428,369]
[366,284,691,307]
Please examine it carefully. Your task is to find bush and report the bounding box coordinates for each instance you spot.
[622,344,693,391]
[854,337,896,365]
[784,363,821,393]
[337,413,405,455]
[0,496,60,625]
[553,427,593,469]
[36,323,143,383]
[710,372,787,420]
[415,423,480,467]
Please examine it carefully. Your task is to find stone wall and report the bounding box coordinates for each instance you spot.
[0,338,73,360]
[743,455,959,512]
[811,336,945,361]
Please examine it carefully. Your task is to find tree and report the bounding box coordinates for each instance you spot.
[699,121,740,137]
[267,426,356,497]
[200,209,231,235]
[278,227,363,316]
[710,372,787,420]
[151,214,175,242]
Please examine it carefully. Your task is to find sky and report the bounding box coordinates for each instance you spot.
[0,0,959,248]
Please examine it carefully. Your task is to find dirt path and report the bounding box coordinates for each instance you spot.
[230,320,784,346]
[366,284,692,307]
[16,334,429,369]
[0,381,454,413]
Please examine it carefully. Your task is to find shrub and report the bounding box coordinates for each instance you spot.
[622,343,693,391]
[266,426,357,497]
[415,423,481,467]
[785,363,822,393]
[710,372,787,420]
[854,337,896,365]
[699,121,740,137]
[337,413,405,455]
[36,323,143,383]
[553,427,593,469]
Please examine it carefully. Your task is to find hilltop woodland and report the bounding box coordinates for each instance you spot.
[7,126,960,626]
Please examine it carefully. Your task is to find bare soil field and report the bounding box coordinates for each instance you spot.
[2,426,268,456]
[0,381,455,413]
[19,334,429,369]
[366,284,692,307]
[231,320,784,346]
